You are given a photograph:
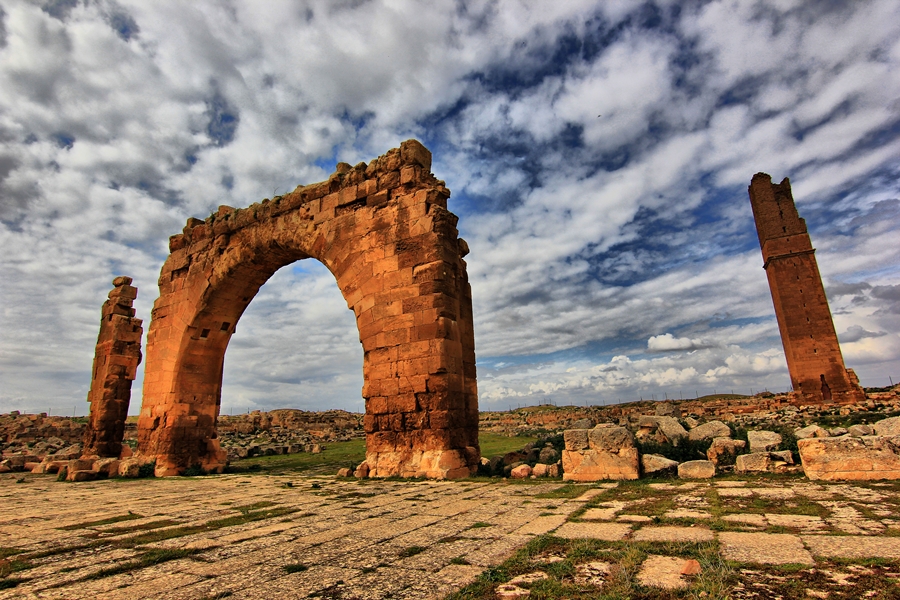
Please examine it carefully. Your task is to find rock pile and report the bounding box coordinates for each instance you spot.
[216,409,363,460]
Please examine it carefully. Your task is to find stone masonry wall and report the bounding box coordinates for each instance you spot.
[138,140,479,478]
[748,174,864,405]
[82,277,143,458]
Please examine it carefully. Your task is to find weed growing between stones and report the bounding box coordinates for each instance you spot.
[399,546,426,558]
[446,535,731,599]
[283,563,308,573]
[137,460,155,478]
[57,512,143,530]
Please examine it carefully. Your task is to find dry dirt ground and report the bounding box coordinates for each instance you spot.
[2,473,900,599]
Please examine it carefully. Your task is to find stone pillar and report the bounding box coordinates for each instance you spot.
[83,277,143,458]
[748,174,865,405]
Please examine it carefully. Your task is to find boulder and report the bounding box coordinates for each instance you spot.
[683,417,700,429]
[798,435,900,481]
[562,426,639,481]
[641,454,678,476]
[538,447,559,464]
[655,402,680,418]
[532,463,550,477]
[794,425,829,439]
[571,418,594,429]
[118,458,144,478]
[52,444,83,460]
[829,427,849,437]
[548,462,561,478]
[848,424,875,437]
[336,467,352,477]
[706,437,746,466]
[688,421,731,441]
[874,417,900,437]
[677,460,715,479]
[510,464,533,479]
[67,470,97,482]
[747,430,782,452]
[92,458,119,477]
[653,417,689,445]
[354,462,370,478]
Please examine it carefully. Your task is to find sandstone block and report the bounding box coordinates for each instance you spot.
[354,462,370,478]
[532,463,550,477]
[747,430,782,452]
[588,427,636,452]
[688,420,731,441]
[874,417,900,437]
[795,424,829,439]
[798,436,900,481]
[706,437,746,466]
[337,467,352,477]
[68,470,97,482]
[562,446,639,482]
[677,460,715,479]
[564,429,590,451]
[571,418,593,429]
[736,452,778,473]
[642,454,678,476]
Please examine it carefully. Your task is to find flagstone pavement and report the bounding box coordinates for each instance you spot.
[1,473,899,599]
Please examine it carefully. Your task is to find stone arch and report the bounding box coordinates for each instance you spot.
[137,140,479,478]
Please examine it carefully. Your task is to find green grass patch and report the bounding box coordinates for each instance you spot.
[469,522,492,529]
[446,535,733,600]
[57,512,144,530]
[534,484,592,499]
[229,438,366,475]
[99,519,180,535]
[478,433,538,458]
[283,563,308,573]
[0,577,27,590]
[59,548,202,585]
[231,501,276,513]
[0,557,32,578]
[126,506,299,545]
[450,556,471,565]
[0,548,22,560]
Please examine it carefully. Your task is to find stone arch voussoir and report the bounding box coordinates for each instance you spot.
[137,140,479,478]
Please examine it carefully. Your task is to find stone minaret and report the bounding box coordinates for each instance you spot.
[83,277,143,457]
[748,173,864,405]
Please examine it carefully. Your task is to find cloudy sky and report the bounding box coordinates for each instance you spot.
[1,0,898,417]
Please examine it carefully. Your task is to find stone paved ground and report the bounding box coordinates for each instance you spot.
[2,473,900,599]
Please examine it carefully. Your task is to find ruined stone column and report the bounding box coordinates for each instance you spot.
[748,174,865,405]
[82,277,143,457]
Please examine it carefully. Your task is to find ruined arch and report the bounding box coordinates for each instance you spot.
[137,140,480,477]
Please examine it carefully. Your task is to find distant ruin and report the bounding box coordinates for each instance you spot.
[82,277,143,458]
[133,140,480,477]
[748,173,865,405]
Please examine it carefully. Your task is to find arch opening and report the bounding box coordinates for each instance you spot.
[137,140,480,478]
[220,261,364,416]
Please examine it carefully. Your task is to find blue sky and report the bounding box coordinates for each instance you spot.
[1,0,898,416]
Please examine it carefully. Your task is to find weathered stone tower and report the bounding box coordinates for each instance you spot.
[83,277,143,457]
[748,173,865,405]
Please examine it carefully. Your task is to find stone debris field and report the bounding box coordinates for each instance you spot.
[3,474,900,599]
